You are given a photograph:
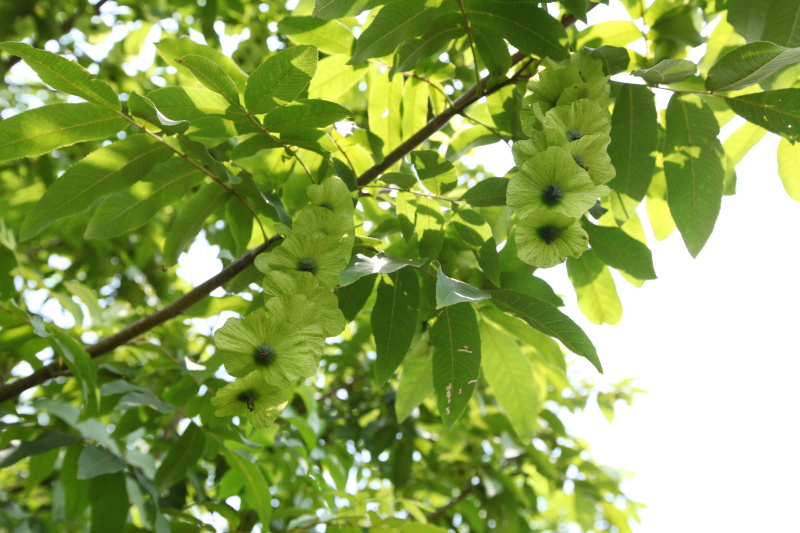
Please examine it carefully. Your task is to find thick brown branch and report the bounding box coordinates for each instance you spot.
[0,242,270,404]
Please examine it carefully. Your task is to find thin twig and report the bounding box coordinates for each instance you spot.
[0,241,271,404]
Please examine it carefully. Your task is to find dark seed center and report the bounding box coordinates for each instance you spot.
[567,128,583,142]
[574,155,588,172]
[237,389,258,412]
[297,257,317,274]
[542,184,564,206]
[537,225,562,245]
[253,344,277,367]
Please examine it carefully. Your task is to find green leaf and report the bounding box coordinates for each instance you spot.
[262,100,351,133]
[155,36,248,92]
[608,84,659,224]
[727,0,767,42]
[777,137,800,201]
[314,0,384,19]
[726,89,800,142]
[89,473,128,533]
[231,130,337,159]
[146,86,244,122]
[460,178,509,207]
[0,42,120,110]
[52,329,98,414]
[336,273,377,321]
[393,14,463,74]
[582,222,656,280]
[163,182,231,265]
[116,390,174,413]
[368,69,404,160]
[411,150,457,195]
[436,268,490,309]
[381,172,418,189]
[77,445,126,479]
[395,340,434,422]
[339,253,428,286]
[222,448,272,526]
[465,0,569,60]
[566,250,622,325]
[479,314,537,441]
[175,54,240,105]
[583,45,631,75]
[0,103,125,165]
[308,55,368,101]
[245,45,318,115]
[706,41,800,91]
[632,59,697,84]
[154,423,206,492]
[128,92,190,135]
[280,16,355,56]
[490,289,601,372]
[577,20,643,48]
[431,302,481,428]
[471,19,513,76]
[664,93,725,257]
[85,158,205,239]
[20,134,173,240]
[722,121,767,195]
[0,430,80,468]
[349,0,437,65]
[372,268,420,383]
[762,0,800,47]
[401,78,429,140]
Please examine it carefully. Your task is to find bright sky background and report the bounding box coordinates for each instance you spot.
[468,3,800,531]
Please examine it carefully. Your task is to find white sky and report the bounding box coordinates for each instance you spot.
[469,3,800,530]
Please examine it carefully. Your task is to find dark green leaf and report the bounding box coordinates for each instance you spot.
[154,423,206,492]
[77,445,126,479]
[706,41,800,91]
[372,268,420,382]
[608,84,658,224]
[632,59,697,84]
[128,92,190,135]
[460,178,509,207]
[726,89,800,142]
[471,19,513,76]
[490,289,601,372]
[393,14,463,74]
[0,103,125,165]
[583,45,630,75]
[116,390,174,413]
[664,93,725,257]
[0,42,120,110]
[349,0,437,65]
[339,253,428,286]
[465,0,569,60]
[336,273,377,321]
[52,329,98,414]
[163,182,231,265]
[21,135,173,240]
[89,473,128,533]
[582,222,657,280]
[380,172,418,189]
[762,0,800,47]
[431,302,481,427]
[0,430,80,468]
[176,54,240,105]
[245,45,318,115]
[231,130,336,159]
[727,0,767,42]
[436,268,490,309]
[262,99,351,133]
[478,238,501,287]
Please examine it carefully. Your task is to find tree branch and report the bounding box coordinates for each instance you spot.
[0,241,271,404]
[355,4,593,187]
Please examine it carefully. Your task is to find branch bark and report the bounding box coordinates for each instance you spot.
[0,241,270,404]
[0,3,593,404]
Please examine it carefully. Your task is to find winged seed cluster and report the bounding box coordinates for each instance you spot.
[211,177,354,427]
[509,52,616,269]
